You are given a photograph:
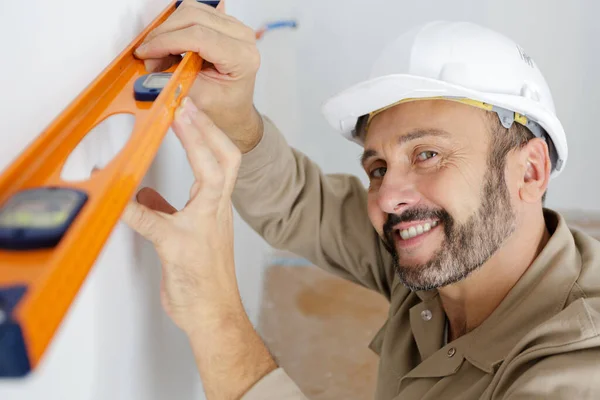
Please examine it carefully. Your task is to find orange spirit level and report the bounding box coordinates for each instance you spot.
[0,0,206,377]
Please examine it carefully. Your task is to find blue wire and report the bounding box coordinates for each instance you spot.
[265,20,298,31]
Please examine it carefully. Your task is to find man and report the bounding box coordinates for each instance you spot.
[123,0,600,399]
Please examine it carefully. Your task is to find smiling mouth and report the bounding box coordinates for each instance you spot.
[396,220,439,240]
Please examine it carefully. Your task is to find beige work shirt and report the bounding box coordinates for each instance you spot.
[233,116,600,399]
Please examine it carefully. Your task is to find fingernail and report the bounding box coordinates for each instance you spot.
[176,106,192,125]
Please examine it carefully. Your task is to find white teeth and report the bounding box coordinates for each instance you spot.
[399,221,439,240]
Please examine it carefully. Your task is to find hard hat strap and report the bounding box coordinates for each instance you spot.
[490,105,560,171]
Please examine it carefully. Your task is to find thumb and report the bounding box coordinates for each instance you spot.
[216,0,225,12]
[122,200,169,245]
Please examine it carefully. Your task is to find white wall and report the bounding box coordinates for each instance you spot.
[251,0,600,211]
[0,0,269,399]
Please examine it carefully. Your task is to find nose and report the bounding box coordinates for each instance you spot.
[376,172,421,214]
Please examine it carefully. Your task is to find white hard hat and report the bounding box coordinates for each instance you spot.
[322,21,567,177]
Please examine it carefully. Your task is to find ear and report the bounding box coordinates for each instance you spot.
[519,138,551,203]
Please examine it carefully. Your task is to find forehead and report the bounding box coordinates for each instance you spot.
[364,99,491,148]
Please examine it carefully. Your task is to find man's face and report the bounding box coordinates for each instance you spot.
[362,100,517,291]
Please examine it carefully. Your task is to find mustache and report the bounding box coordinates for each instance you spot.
[383,207,450,234]
[381,207,453,252]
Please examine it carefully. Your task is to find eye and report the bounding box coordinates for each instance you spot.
[369,167,387,179]
[416,151,438,162]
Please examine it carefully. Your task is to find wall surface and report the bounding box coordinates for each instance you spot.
[251,0,600,211]
[0,0,269,399]
[0,0,599,399]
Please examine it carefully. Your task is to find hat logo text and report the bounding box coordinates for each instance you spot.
[517,45,535,68]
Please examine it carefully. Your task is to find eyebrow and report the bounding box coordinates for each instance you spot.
[360,128,451,167]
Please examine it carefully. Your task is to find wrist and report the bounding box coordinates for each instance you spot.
[183,286,244,336]
[186,305,278,399]
[237,106,264,154]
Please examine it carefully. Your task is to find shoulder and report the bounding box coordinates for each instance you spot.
[547,213,600,354]
[566,218,600,325]
[547,208,600,319]
[491,211,600,397]
[491,298,600,399]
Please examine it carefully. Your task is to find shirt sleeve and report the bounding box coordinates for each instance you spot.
[241,368,309,400]
[498,347,600,399]
[232,114,395,299]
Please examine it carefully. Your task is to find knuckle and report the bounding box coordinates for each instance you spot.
[138,209,155,231]
[242,25,256,41]
[190,23,214,44]
[131,205,148,227]
[177,1,192,12]
[205,10,223,26]
[251,50,262,70]
[247,49,261,71]
[133,207,163,242]
[190,23,207,37]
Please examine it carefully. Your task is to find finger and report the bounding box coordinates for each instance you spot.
[122,199,169,245]
[189,181,201,200]
[216,0,225,12]
[144,55,182,73]
[134,25,258,77]
[191,107,241,197]
[172,99,225,206]
[142,1,253,46]
[136,187,178,215]
[184,181,201,208]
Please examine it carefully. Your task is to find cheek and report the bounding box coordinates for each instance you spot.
[417,168,483,222]
[367,193,385,235]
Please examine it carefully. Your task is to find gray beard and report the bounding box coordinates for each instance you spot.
[381,165,517,292]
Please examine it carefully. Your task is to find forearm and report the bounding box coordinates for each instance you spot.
[186,292,278,399]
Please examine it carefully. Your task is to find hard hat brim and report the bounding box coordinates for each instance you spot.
[321,74,567,177]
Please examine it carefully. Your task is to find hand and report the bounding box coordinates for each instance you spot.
[134,0,263,153]
[122,97,242,335]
